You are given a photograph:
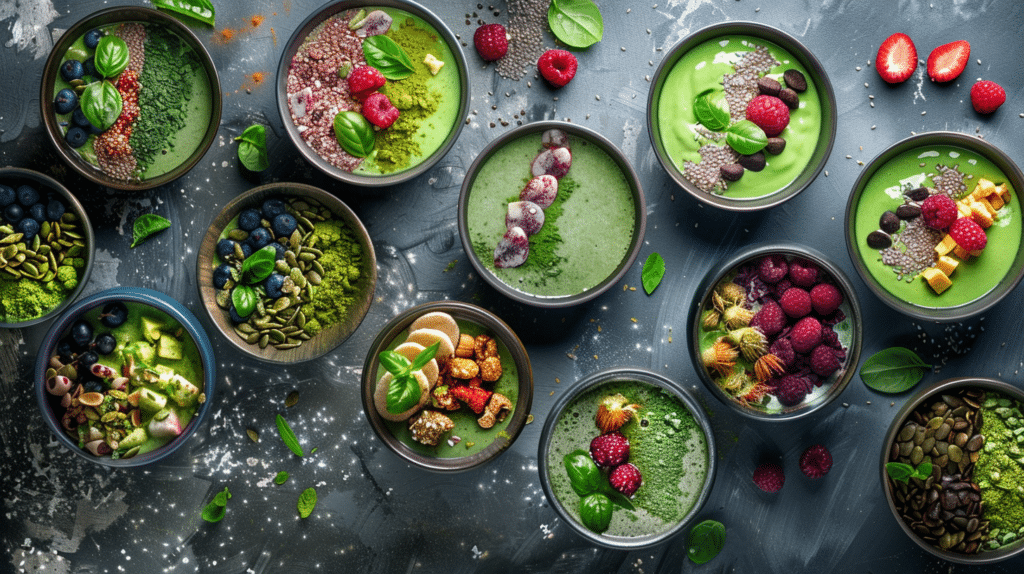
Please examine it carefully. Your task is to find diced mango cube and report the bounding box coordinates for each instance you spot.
[936,255,959,277]
[973,178,996,199]
[988,193,1005,211]
[957,201,973,217]
[996,183,1011,202]
[970,202,994,228]
[952,245,973,260]
[935,234,957,256]
[922,268,952,294]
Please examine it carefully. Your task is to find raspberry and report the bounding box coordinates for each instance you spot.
[752,462,785,493]
[347,66,385,100]
[970,80,1006,114]
[757,255,788,284]
[810,283,843,315]
[809,345,841,377]
[799,444,833,479]
[361,92,400,128]
[949,216,988,252]
[749,299,786,337]
[920,194,958,230]
[538,49,577,88]
[778,287,812,318]
[775,374,810,406]
[788,316,822,354]
[473,23,508,62]
[771,278,793,299]
[786,259,819,287]
[609,463,643,497]
[590,431,630,468]
[745,95,790,137]
[769,337,795,366]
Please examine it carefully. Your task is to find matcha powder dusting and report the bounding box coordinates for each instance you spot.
[303,219,363,336]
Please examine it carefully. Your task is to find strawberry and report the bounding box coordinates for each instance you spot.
[948,217,988,252]
[538,49,577,88]
[752,462,785,493]
[609,463,643,497]
[347,65,385,100]
[450,385,492,414]
[927,40,970,83]
[970,80,1006,114]
[361,92,400,128]
[876,33,918,84]
[473,23,508,61]
[745,95,790,137]
[589,431,629,468]
[595,393,640,434]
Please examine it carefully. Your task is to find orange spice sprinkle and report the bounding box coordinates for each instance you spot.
[220,28,234,41]
[251,15,264,27]
[251,72,265,85]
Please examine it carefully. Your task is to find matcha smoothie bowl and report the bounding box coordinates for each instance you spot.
[41,7,220,190]
[647,22,836,211]
[538,368,715,549]
[278,0,469,186]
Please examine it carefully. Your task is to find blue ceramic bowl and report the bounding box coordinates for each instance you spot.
[35,287,216,467]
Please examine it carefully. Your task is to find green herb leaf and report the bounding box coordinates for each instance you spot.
[547,0,604,49]
[385,373,421,414]
[599,483,636,511]
[578,492,613,533]
[379,350,411,377]
[687,519,726,564]
[860,347,931,393]
[563,449,603,497]
[725,120,768,155]
[333,111,375,158]
[80,80,123,132]
[915,461,933,479]
[692,88,731,132]
[362,35,415,80]
[297,487,317,519]
[274,471,289,485]
[641,252,665,295]
[409,341,440,372]
[231,285,257,319]
[241,245,277,284]
[234,124,269,172]
[201,487,231,522]
[130,213,170,248]
[885,461,914,482]
[94,35,129,78]
[151,0,215,26]
[276,413,304,457]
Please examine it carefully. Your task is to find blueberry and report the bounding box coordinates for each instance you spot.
[240,242,253,258]
[83,379,104,394]
[247,227,272,249]
[83,29,103,49]
[70,319,94,348]
[54,88,78,115]
[60,59,84,82]
[237,208,261,231]
[216,239,237,259]
[94,333,117,355]
[78,350,99,369]
[65,126,88,148]
[228,305,247,323]
[29,202,46,223]
[56,337,75,360]
[3,203,23,224]
[261,198,287,219]
[83,57,96,79]
[269,242,287,261]
[0,185,14,207]
[100,301,128,328]
[71,108,100,134]
[17,185,39,207]
[271,213,297,238]
[46,198,66,221]
[212,264,233,289]
[264,273,286,299]
[17,217,40,241]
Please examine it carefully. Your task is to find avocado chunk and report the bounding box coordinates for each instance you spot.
[157,335,183,360]
[141,316,163,343]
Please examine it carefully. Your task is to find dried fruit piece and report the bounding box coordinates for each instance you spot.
[493,227,529,268]
[505,201,545,235]
[530,146,572,179]
[519,175,559,208]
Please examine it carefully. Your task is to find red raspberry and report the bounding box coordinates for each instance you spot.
[473,23,508,61]
[810,283,843,315]
[745,95,790,137]
[949,217,988,252]
[750,299,786,337]
[809,345,841,377]
[920,194,958,230]
[347,66,386,100]
[757,255,788,284]
[778,287,812,318]
[799,444,833,479]
[361,92,400,128]
[752,462,785,493]
[769,337,795,366]
[590,431,629,468]
[538,49,577,88]
[609,463,643,497]
[788,316,822,354]
[775,374,810,406]
[786,258,819,287]
[970,80,1006,114]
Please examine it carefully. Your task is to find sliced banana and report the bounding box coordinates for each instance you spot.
[373,371,430,422]
[405,327,455,364]
[393,341,439,387]
[409,311,460,349]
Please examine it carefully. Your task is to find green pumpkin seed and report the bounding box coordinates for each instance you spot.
[268,329,286,343]
[274,342,301,350]
[228,229,249,241]
[285,391,299,407]
[247,428,259,442]
[258,334,270,349]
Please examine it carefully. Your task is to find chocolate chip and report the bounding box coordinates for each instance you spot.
[867,230,892,249]
[765,137,786,155]
[778,88,799,110]
[783,69,808,93]
[737,151,766,172]
[896,204,922,219]
[906,187,930,201]
[757,77,781,97]
[720,163,744,182]
[880,211,901,233]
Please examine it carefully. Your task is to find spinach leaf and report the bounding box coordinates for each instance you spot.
[276,413,304,457]
[687,519,726,564]
[725,120,768,155]
[151,0,215,26]
[231,285,257,319]
[362,36,415,80]
[94,36,130,78]
[80,80,123,132]
[201,486,231,522]
[240,245,277,285]
[693,88,730,132]
[297,487,317,518]
[860,347,931,393]
[641,252,665,295]
[333,111,375,158]
[547,0,604,49]
[578,493,612,533]
[130,213,170,248]
[563,449,603,497]
[235,124,269,172]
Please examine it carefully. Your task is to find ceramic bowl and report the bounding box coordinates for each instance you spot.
[881,377,1024,564]
[196,182,376,363]
[688,242,861,420]
[647,21,836,211]
[361,301,533,472]
[537,367,716,550]
[0,167,94,328]
[458,121,646,308]
[34,287,216,467]
[845,132,1024,322]
[40,6,221,190]
[276,0,469,186]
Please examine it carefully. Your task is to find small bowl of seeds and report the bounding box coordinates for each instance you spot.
[0,167,94,328]
[881,377,1024,564]
[196,183,377,363]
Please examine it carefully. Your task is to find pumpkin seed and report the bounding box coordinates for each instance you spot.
[247,428,259,442]
[285,391,299,407]
[229,229,250,241]
[274,342,301,350]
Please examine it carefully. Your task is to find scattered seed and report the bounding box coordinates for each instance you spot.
[285,391,300,407]
[247,429,259,442]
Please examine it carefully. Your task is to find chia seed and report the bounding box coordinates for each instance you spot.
[494,0,548,80]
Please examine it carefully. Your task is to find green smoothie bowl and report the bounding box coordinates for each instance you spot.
[34,287,216,467]
[538,368,716,550]
[41,7,221,191]
[845,132,1024,322]
[361,301,533,472]
[881,377,1024,564]
[458,121,646,308]
[0,167,94,328]
[647,22,836,211]
[277,0,469,187]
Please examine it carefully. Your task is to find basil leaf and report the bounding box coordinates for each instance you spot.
[578,493,613,533]
[362,35,415,80]
[297,487,317,519]
[693,88,730,132]
[201,487,231,522]
[274,471,289,485]
[130,213,170,248]
[725,120,768,155]
[231,285,257,319]
[914,461,933,480]
[235,124,269,172]
[687,519,726,564]
[378,350,411,377]
[563,449,602,497]
[80,80,123,132]
[409,341,440,372]
[860,347,931,393]
[94,35,129,78]
[241,245,277,284]
[547,0,604,49]
[385,373,421,414]
[600,483,636,511]
[150,0,215,27]
[641,252,665,295]
[885,462,914,483]
[276,413,304,457]
[333,111,375,158]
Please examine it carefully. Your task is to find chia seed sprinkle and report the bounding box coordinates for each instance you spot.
[495,0,548,80]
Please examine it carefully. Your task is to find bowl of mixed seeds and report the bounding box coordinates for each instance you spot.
[196,183,377,363]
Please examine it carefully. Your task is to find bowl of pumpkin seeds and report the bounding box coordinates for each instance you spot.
[196,183,377,363]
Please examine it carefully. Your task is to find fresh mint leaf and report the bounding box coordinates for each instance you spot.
[201,487,231,523]
[725,120,768,155]
[693,88,731,132]
[914,461,933,480]
[80,80,123,131]
[578,492,612,533]
[362,36,415,80]
[131,213,170,248]
[641,252,665,295]
[886,462,914,482]
[276,413,304,457]
[687,519,726,564]
[860,347,931,393]
[333,111,375,158]
[151,0,215,26]
[235,124,269,172]
[547,0,604,49]
[94,36,129,78]
[240,245,276,284]
[231,285,257,319]
[297,487,317,519]
[274,471,289,485]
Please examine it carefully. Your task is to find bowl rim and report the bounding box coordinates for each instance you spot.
[457,120,648,308]
[687,241,862,421]
[39,6,222,191]
[0,167,95,329]
[646,20,837,212]
[536,366,717,550]
[360,300,534,472]
[33,286,217,467]
[275,0,470,187]
[880,376,1024,564]
[844,131,1024,322]
[195,182,378,364]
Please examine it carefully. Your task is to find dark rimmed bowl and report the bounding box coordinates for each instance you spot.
[688,242,861,420]
[845,132,1024,322]
[34,287,216,467]
[0,167,94,328]
[40,7,221,191]
[881,377,1024,564]
[458,120,647,308]
[537,367,716,550]
[196,183,377,363]
[647,21,836,211]
[361,301,533,472]
[276,0,469,186]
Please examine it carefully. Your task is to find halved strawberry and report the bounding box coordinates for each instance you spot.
[876,33,917,84]
[927,40,970,83]
[595,393,640,434]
